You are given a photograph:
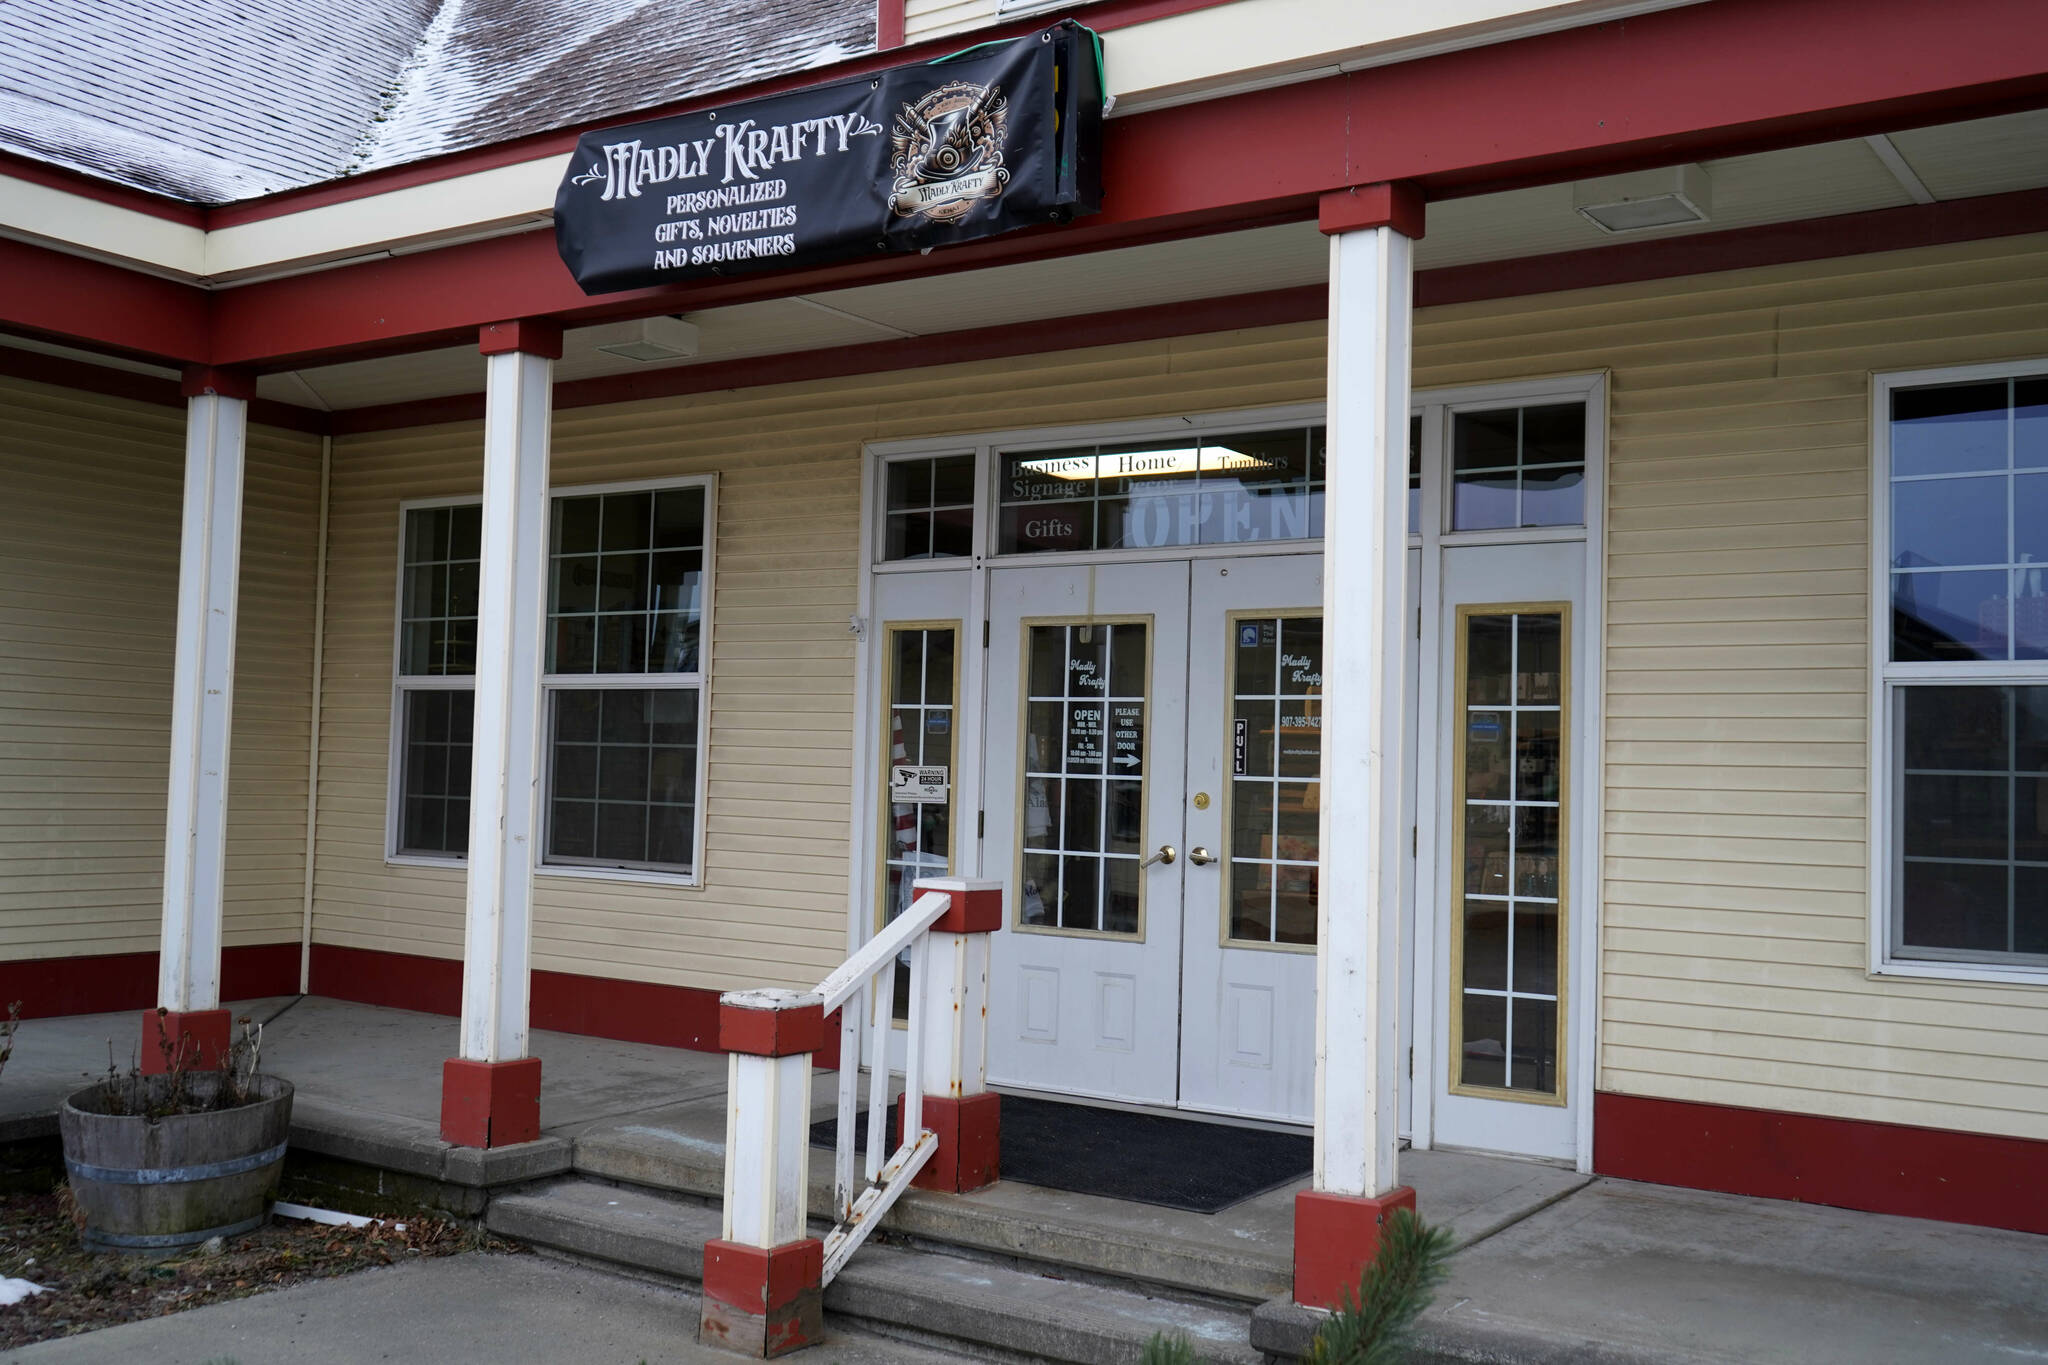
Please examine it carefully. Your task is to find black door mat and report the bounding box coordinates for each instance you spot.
[809,1093,1312,1214]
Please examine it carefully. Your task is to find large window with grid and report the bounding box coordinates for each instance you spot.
[1879,364,2048,971]
[389,478,713,881]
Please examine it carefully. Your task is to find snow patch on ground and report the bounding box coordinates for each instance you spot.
[0,1278,48,1307]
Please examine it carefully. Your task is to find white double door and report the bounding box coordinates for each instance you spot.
[982,554,1325,1122]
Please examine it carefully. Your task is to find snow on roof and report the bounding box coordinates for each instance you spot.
[0,0,875,205]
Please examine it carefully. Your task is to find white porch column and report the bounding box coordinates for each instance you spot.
[440,319,559,1148]
[1298,183,1422,1309]
[146,367,255,1075]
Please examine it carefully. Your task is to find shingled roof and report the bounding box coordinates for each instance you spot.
[1,0,874,205]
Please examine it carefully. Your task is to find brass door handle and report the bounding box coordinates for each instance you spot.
[1140,844,1177,869]
[1187,847,1216,866]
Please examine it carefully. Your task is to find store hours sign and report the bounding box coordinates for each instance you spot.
[554,22,1104,295]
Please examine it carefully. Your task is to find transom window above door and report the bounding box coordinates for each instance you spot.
[873,393,1595,567]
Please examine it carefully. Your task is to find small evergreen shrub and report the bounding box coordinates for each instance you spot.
[1306,1208,1455,1365]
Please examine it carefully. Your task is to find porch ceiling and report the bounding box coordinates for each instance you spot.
[7,106,2048,413]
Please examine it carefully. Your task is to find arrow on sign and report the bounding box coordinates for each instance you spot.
[1113,755,1141,767]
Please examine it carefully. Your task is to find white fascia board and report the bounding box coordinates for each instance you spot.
[0,173,205,277]
[201,155,568,283]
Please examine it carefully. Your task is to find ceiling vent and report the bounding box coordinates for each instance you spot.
[585,316,701,363]
[1573,165,1713,233]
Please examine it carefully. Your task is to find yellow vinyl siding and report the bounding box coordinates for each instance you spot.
[0,375,320,963]
[311,325,1324,993]
[1411,231,2048,1142]
[905,0,1000,42]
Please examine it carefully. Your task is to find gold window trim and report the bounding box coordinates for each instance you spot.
[1219,606,1322,956]
[1011,614,1155,941]
[873,619,963,933]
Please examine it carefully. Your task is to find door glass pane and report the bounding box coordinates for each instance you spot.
[1019,622,1147,935]
[1453,607,1566,1099]
[1226,615,1324,946]
[880,626,958,1016]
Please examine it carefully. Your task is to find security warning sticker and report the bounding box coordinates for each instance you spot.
[889,764,949,802]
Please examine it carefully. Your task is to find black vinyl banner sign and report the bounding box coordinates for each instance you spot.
[553,22,1104,295]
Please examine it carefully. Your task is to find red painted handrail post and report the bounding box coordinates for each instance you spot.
[901,878,1005,1192]
[702,989,827,1357]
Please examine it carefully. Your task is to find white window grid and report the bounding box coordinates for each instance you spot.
[1872,358,2048,982]
[1227,614,1323,947]
[1894,685,2048,963]
[1459,612,1564,1096]
[386,475,715,886]
[1019,622,1146,935]
[1446,402,1588,533]
[880,453,978,563]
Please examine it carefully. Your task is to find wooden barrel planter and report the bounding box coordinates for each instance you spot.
[59,1074,294,1253]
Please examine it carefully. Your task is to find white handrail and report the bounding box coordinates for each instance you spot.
[716,877,999,1306]
[815,889,949,1015]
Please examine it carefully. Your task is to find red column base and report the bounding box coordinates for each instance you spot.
[439,1057,542,1148]
[699,1238,825,1358]
[896,1091,1001,1193]
[138,1008,231,1075]
[1293,1185,1418,1310]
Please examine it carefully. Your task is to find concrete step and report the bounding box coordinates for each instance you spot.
[488,1177,1264,1365]
[571,1121,1294,1304]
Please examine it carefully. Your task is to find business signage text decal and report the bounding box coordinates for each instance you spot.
[555,22,1103,295]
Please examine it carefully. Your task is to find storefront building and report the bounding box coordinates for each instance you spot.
[3,0,2045,1295]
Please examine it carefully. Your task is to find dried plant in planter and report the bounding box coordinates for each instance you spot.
[90,1010,266,1119]
[0,1000,20,1088]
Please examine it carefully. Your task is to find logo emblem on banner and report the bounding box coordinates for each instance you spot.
[890,81,1010,224]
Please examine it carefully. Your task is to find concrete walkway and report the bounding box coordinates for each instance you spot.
[5,996,2045,1364]
[1,1253,979,1364]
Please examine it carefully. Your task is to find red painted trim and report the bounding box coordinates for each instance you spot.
[303,944,842,1067]
[478,318,563,359]
[0,944,301,1020]
[703,1237,825,1314]
[0,238,209,365]
[0,149,207,227]
[0,346,331,434]
[1293,1186,1418,1310]
[1319,182,1427,240]
[441,1056,543,1147]
[1417,186,2048,308]
[138,1009,232,1075]
[329,284,1325,434]
[180,365,258,400]
[931,885,1003,935]
[720,999,827,1057]
[1594,1092,2048,1237]
[876,0,904,51]
[322,185,2048,436]
[899,1091,1001,1193]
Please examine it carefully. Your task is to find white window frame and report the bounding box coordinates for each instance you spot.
[385,474,717,888]
[1869,357,2048,985]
